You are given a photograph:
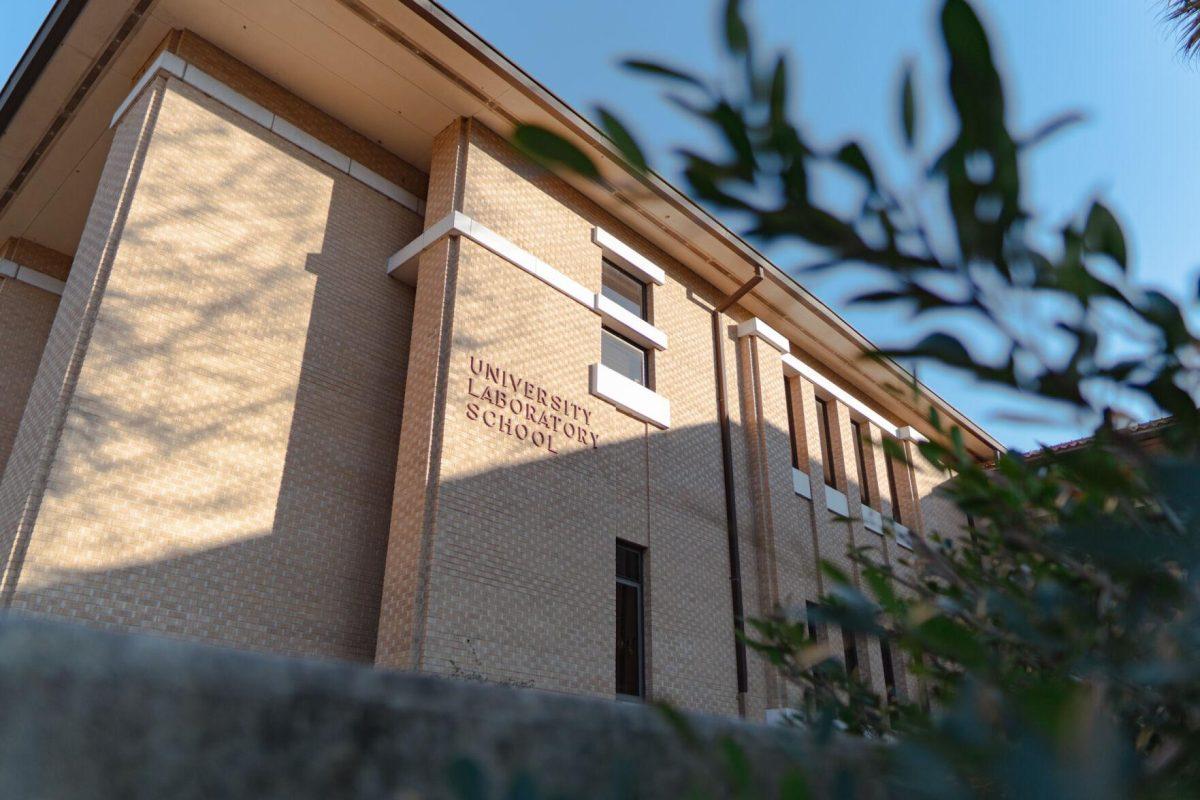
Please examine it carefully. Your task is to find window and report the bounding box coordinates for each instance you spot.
[616,541,645,698]
[601,259,646,318]
[841,625,859,678]
[815,397,837,488]
[851,420,871,508]
[880,637,898,702]
[885,442,903,524]
[784,380,800,470]
[805,601,823,643]
[601,260,650,386]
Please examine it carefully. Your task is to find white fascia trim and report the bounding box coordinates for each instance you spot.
[589,363,670,429]
[463,216,594,307]
[110,55,424,216]
[736,317,789,354]
[895,426,928,443]
[387,211,619,316]
[270,116,352,172]
[181,64,273,129]
[825,486,849,517]
[792,468,811,499]
[386,211,461,280]
[593,294,667,351]
[782,352,902,438]
[109,51,185,128]
[1,259,65,296]
[592,227,665,285]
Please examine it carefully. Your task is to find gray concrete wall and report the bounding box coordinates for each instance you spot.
[0,615,881,799]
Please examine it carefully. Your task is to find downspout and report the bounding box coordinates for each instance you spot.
[711,266,763,717]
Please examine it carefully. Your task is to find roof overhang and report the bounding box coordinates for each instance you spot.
[0,0,1003,458]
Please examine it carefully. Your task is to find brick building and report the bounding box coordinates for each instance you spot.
[0,0,1001,719]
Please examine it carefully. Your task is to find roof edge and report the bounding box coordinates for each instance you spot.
[0,0,90,139]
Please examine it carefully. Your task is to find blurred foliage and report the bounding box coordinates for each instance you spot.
[516,0,1200,797]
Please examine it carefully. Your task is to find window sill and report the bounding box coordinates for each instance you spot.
[825,486,849,517]
[792,468,811,499]
[593,294,667,351]
[589,363,671,429]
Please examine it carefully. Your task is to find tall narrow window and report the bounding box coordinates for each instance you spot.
[805,601,823,643]
[851,420,872,508]
[880,637,898,702]
[784,380,800,470]
[885,443,903,523]
[600,260,651,387]
[615,541,645,698]
[842,625,859,678]
[815,397,837,488]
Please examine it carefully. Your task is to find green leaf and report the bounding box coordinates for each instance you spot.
[835,142,876,187]
[1083,200,1127,270]
[1019,111,1084,149]
[621,60,706,89]
[900,62,916,148]
[780,769,811,800]
[511,125,600,179]
[723,0,749,55]
[595,107,648,173]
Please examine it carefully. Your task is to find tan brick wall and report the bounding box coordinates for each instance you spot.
[0,74,424,662]
[0,280,60,479]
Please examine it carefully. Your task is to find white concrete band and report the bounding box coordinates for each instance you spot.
[589,363,671,429]
[591,227,665,285]
[0,258,65,296]
[111,52,425,216]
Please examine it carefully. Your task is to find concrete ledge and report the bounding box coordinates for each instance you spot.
[825,486,849,517]
[792,468,812,500]
[589,363,670,428]
[0,616,876,798]
[591,227,665,285]
[593,293,668,350]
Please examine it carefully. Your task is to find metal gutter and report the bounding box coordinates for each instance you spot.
[0,0,90,139]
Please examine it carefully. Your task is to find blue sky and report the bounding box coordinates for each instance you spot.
[4,1,1197,450]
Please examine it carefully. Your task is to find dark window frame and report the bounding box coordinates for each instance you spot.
[842,625,859,678]
[784,379,800,470]
[885,443,903,524]
[615,541,646,699]
[601,326,650,387]
[601,258,649,320]
[880,636,898,702]
[815,397,837,488]
[851,419,872,508]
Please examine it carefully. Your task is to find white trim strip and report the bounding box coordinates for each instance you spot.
[736,317,789,354]
[109,51,185,129]
[593,293,667,351]
[0,259,65,296]
[782,352,903,438]
[110,55,425,216]
[589,362,671,429]
[182,64,273,129]
[388,211,594,306]
[592,227,665,285]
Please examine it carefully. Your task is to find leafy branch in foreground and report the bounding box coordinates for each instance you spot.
[518,0,1200,796]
